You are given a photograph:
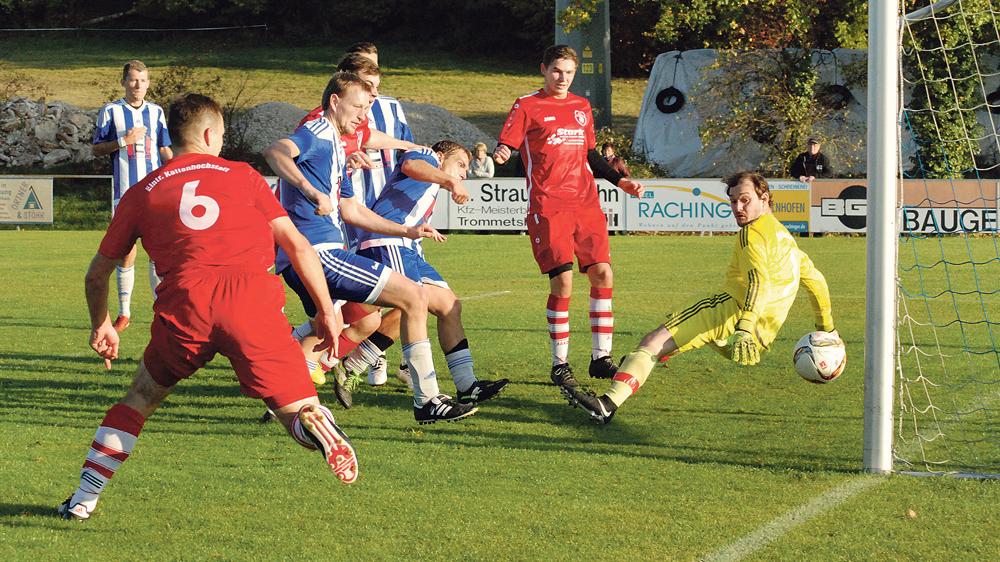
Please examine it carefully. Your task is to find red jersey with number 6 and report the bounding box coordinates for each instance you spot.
[498,90,598,213]
[98,152,286,277]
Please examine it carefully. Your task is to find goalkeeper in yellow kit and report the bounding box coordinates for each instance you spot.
[562,171,841,423]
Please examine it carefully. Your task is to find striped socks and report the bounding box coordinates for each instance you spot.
[605,349,656,406]
[589,287,613,359]
[445,339,475,393]
[70,404,146,512]
[291,404,336,449]
[546,294,570,366]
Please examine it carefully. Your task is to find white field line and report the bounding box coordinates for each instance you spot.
[701,476,886,562]
[460,290,512,302]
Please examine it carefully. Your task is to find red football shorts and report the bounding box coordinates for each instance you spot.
[143,269,316,410]
[526,205,611,274]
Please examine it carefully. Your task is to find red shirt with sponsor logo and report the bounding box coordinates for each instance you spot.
[299,106,370,155]
[98,153,286,277]
[498,90,598,213]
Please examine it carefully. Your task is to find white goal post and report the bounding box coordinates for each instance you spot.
[864,0,901,475]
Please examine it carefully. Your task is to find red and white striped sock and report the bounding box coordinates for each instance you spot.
[546,294,570,366]
[291,404,337,449]
[70,403,146,511]
[589,287,614,359]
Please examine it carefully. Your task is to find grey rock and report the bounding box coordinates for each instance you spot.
[33,119,59,142]
[42,148,71,166]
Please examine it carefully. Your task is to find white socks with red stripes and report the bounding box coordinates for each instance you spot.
[69,403,146,512]
[546,294,570,366]
[589,287,613,359]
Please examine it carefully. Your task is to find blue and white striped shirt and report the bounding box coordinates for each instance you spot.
[355,148,440,250]
[346,96,414,248]
[274,117,353,273]
[93,98,171,203]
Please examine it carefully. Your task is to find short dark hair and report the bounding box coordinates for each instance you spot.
[321,72,374,111]
[167,93,222,146]
[346,41,378,56]
[336,53,381,77]
[601,142,614,151]
[432,140,471,161]
[542,45,579,67]
[723,171,771,205]
[121,59,148,80]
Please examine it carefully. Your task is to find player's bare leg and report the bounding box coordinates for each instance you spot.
[426,284,509,404]
[585,262,617,379]
[113,245,139,332]
[60,360,170,520]
[373,272,477,423]
[299,306,380,382]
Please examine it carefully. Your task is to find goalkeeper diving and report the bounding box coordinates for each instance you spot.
[561,171,841,423]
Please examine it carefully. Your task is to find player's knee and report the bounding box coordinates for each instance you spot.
[587,263,613,286]
[397,280,428,313]
[354,311,381,336]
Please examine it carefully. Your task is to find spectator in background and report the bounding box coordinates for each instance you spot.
[790,137,832,182]
[468,142,495,178]
[601,142,631,178]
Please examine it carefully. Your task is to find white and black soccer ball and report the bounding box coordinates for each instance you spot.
[793,331,846,383]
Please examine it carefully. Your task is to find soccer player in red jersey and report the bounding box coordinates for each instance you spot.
[494,45,644,391]
[59,94,358,521]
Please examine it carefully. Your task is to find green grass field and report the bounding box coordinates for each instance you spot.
[1,232,997,560]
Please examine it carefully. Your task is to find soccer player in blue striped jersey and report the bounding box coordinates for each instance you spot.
[264,72,478,424]
[92,60,173,332]
[355,141,510,404]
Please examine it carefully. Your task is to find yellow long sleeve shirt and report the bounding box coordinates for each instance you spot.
[723,212,835,348]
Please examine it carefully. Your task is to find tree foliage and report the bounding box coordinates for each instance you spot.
[902,0,998,178]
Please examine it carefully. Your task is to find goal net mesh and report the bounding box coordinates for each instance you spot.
[896,0,1000,474]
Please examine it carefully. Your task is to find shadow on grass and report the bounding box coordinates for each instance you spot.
[0,503,103,532]
[344,391,859,474]
[5,349,859,474]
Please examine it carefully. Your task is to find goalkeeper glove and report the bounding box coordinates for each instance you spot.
[812,328,843,347]
[728,329,760,366]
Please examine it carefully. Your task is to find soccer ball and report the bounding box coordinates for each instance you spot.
[793,332,846,383]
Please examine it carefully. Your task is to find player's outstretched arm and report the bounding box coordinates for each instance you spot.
[263,139,333,215]
[84,253,122,368]
[270,217,342,356]
[797,248,836,333]
[339,197,446,242]
[401,158,469,204]
[364,129,424,152]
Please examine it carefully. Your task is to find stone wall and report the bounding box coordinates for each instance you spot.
[0,98,97,168]
[1,97,497,170]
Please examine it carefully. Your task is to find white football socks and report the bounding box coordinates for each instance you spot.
[115,265,135,317]
[402,339,439,407]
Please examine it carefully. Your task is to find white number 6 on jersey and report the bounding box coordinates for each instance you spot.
[179,180,220,230]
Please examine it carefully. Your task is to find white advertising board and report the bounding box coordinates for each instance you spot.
[624,179,736,232]
[447,178,624,231]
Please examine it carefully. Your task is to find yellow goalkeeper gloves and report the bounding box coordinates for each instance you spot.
[728,329,760,366]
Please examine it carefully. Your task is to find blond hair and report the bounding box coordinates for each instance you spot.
[121,60,148,80]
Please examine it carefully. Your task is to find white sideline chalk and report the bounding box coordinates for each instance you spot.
[701,476,886,562]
